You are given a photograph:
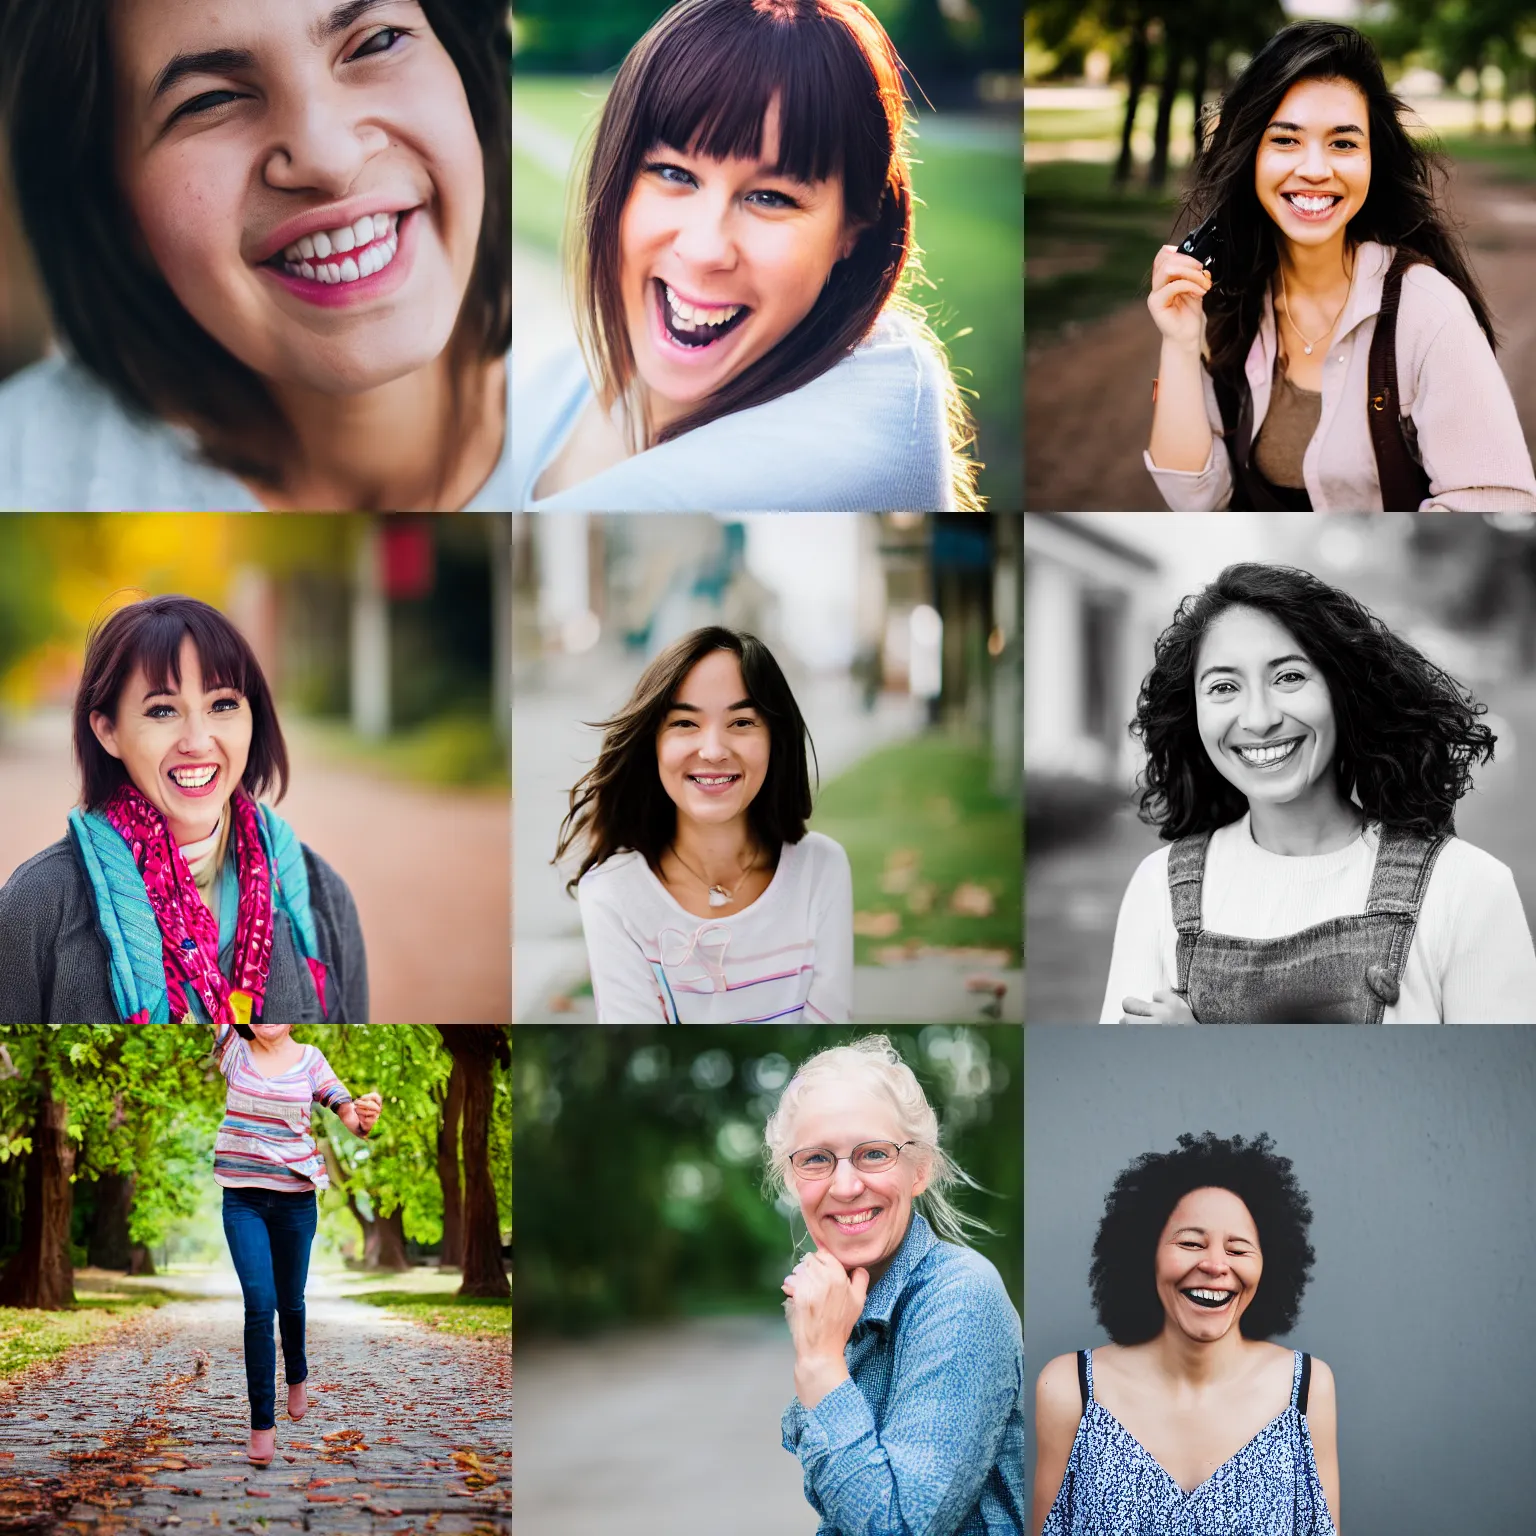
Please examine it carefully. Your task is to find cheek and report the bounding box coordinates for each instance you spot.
[129,158,240,291]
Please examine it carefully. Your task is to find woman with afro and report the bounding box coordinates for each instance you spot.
[1032,1132,1339,1535]
[1100,562,1536,1023]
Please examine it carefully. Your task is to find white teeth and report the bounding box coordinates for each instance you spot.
[283,227,397,285]
[297,235,316,260]
[1235,739,1299,766]
[340,256,360,282]
[1187,1288,1232,1303]
[170,766,217,788]
[353,215,376,245]
[300,262,316,280]
[373,212,391,239]
[280,214,398,268]
[1287,194,1337,212]
[333,225,357,253]
[663,282,744,331]
[312,230,333,258]
[830,1210,879,1225]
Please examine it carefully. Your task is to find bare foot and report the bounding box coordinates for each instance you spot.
[287,1381,308,1421]
[247,1427,275,1466]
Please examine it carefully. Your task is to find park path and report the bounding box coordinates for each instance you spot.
[515,1315,817,1536]
[1026,157,1536,510]
[0,1276,510,1535]
[0,709,510,1024]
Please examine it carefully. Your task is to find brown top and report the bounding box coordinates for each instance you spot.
[1252,353,1321,490]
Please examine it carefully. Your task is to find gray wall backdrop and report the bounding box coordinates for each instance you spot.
[1025,1025,1536,1534]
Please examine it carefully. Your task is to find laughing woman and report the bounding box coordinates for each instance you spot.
[1033,1133,1338,1536]
[0,1,509,511]
[511,0,981,512]
[1101,563,1536,1024]
[555,626,853,1023]
[0,595,367,1024]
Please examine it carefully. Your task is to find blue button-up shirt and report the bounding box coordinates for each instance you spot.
[781,1211,1025,1535]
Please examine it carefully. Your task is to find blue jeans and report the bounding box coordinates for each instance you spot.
[221,1186,317,1430]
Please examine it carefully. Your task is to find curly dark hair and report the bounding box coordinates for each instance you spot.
[1179,21,1497,389]
[1132,562,1495,841]
[1090,1132,1316,1346]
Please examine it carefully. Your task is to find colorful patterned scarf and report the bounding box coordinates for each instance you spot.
[102,784,276,1025]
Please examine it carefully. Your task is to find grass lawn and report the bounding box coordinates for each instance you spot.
[0,1280,196,1381]
[811,734,1021,966]
[349,1289,511,1339]
[1437,132,1536,179]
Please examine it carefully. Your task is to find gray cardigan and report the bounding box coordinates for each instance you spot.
[0,837,368,1024]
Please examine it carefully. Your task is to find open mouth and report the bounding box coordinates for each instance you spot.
[654,279,751,351]
[1182,1287,1237,1310]
[826,1207,883,1235]
[1282,192,1343,220]
[261,209,418,305]
[168,764,221,797]
[1231,738,1301,770]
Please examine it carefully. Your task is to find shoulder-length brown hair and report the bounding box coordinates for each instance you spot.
[554,626,816,892]
[0,0,510,495]
[74,596,289,810]
[571,0,980,508]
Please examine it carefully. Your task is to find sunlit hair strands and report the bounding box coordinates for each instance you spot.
[762,1034,996,1248]
[568,0,982,509]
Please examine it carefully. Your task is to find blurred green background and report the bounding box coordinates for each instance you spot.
[512,0,1023,510]
[513,1024,1022,1337]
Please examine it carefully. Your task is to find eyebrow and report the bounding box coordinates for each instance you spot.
[1267,120,1365,135]
[150,1,413,102]
[667,698,757,713]
[1197,653,1309,683]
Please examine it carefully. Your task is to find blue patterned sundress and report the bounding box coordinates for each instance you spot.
[1042,1347,1337,1536]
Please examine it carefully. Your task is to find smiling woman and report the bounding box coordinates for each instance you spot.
[511,0,981,512]
[1100,563,1536,1024]
[0,595,367,1023]
[0,0,510,510]
[553,625,853,1023]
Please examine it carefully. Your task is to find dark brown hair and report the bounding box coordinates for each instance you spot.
[0,0,510,493]
[554,626,815,892]
[75,596,290,809]
[571,0,980,507]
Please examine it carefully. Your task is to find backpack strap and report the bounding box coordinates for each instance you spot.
[1295,1351,1313,1416]
[1368,252,1433,511]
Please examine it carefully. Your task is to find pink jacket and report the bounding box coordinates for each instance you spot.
[1145,241,1536,511]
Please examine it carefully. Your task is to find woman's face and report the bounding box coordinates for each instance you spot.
[1155,1187,1263,1343]
[1254,77,1371,250]
[1194,605,1339,812]
[90,634,254,845]
[787,1081,929,1281]
[656,649,771,833]
[618,96,861,432]
[249,1020,294,1046]
[111,0,485,397]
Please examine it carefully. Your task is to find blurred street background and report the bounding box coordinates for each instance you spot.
[0,515,512,1024]
[513,1023,1021,1536]
[513,512,1023,1023]
[1025,511,1536,1021]
[511,0,1023,510]
[1025,0,1536,508]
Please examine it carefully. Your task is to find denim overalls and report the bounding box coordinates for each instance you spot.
[1167,824,1447,1023]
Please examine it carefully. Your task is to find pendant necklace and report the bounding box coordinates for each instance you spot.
[669,844,757,909]
[1279,265,1348,356]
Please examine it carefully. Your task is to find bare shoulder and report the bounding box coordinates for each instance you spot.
[1035,1351,1086,1424]
[1307,1353,1337,1405]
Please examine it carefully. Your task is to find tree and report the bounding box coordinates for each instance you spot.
[436,1027,511,1299]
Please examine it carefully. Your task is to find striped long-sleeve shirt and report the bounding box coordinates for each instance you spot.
[212,1023,353,1192]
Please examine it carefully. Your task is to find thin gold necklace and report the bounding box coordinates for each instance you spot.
[1279,264,1349,356]
[669,843,759,909]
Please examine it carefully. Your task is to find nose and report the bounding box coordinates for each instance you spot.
[828,1159,866,1199]
[1298,137,1331,180]
[695,724,732,762]
[670,193,737,272]
[1238,686,1283,737]
[262,80,389,197]
[179,712,215,755]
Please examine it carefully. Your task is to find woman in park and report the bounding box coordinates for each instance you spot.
[0,594,368,1024]
[510,0,981,512]
[1033,1132,1339,1536]
[769,1034,1024,1534]
[555,626,853,1022]
[0,0,510,511]
[211,1014,382,1466]
[1101,562,1536,1023]
[1145,21,1536,511]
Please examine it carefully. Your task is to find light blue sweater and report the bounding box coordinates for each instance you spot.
[510,310,959,511]
[0,351,513,511]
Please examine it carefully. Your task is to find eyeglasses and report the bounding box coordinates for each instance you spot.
[787,1140,917,1180]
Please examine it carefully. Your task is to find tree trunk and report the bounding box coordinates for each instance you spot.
[0,1085,75,1309]
[1147,33,1186,191]
[88,1170,135,1270]
[437,1057,466,1269]
[371,1207,410,1271]
[437,1027,510,1299]
[129,1244,156,1277]
[1115,16,1150,187]
[1188,34,1212,160]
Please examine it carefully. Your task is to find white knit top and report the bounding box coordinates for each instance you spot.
[576,831,853,1023]
[1100,814,1536,1023]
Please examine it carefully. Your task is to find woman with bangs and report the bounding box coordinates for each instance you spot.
[0,595,367,1024]
[512,0,982,512]
[555,626,854,1024]
[1100,562,1536,1024]
[0,0,509,512]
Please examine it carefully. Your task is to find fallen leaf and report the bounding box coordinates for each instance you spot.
[307,1494,346,1504]
[949,882,995,917]
[248,1488,271,1499]
[853,910,901,938]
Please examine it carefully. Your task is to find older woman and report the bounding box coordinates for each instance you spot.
[768,1034,1024,1534]
[1033,1132,1339,1536]
[0,594,367,1023]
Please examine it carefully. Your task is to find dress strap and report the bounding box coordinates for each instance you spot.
[1291,1350,1312,1415]
[1078,1348,1094,1410]
[1167,834,1210,996]
[1362,825,1447,917]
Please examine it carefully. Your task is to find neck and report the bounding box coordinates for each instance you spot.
[1247,787,1361,856]
[641,386,692,445]
[1151,1321,1247,1387]
[672,814,758,884]
[1277,235,1353,301]
[259,353,504,511]
[170,807,225,848]
[250,1031,291,1055]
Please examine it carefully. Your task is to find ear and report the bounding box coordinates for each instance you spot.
[89,710,123,761]
[911,1158,931,1199]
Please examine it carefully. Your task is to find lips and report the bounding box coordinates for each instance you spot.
[1182,1287,1237,1309]
[651,278,752,360]
[167,764,221,799]
[1281,192,1343,221]
[826,1207,883,1235]
[1231,737,1301,770]
[686,772,742,794]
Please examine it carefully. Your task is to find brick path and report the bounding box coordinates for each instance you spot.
[0,1293,510,1535]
